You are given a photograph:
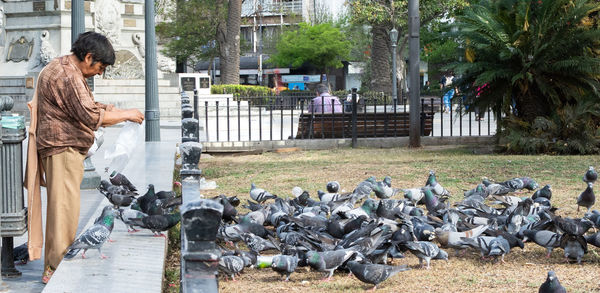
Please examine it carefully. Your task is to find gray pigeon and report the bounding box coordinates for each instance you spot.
[404,188,424,206]
[271,254,298,281]
[353,176,376,201]
[218,255,245,281]
[403,241,446,269]
[522,229,561,258]
[583,166,598,184]
[306,249,358,281]
[487,236,511,263]
[532,185,552,200]
[560,234,587,264]
[372,176,401,199]
[13,243,29,265]
[539,271,567,293]
[240,233,279,254]
[434,225,489,250]
[425,170,450,197]
[117,208,148,233]
[129,212,181,237]
[64,206,116,259]
[577,182,595,212]
[249,183,277,203]
[346,261,410,290]
[109,171,138,192]
[326,181,340,193]
[584,232,600,248]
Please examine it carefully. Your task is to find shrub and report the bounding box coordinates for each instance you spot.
[211,85,273,97]
[498,101,600,155]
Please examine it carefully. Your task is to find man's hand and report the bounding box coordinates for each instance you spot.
[127,109,144,124]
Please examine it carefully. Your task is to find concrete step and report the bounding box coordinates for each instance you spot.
[94,78,174,87]
[93,86,180,95]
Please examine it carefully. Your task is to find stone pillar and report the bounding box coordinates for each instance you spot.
[71,0,85,42]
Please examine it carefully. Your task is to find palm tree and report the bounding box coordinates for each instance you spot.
[216,0,242,84]
[452,0,600,123]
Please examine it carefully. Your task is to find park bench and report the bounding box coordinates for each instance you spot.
[295,111,433,139]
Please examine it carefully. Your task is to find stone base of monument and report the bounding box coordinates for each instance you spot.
[80,157,101,189]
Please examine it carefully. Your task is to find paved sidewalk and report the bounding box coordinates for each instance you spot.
[0,121,181,293]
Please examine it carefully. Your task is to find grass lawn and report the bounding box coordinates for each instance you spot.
[168,145,600,292]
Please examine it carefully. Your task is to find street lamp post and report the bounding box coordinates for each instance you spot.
[408,0,421,147]
[389,28,398,105]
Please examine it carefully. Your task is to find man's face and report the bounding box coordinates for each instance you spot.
[81,53,108,78]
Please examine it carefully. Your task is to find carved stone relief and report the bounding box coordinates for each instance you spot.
[38,30,57,66]
[103,50,144,79]
[7,36,34,62]
[132,33,144,58]
[0,5,5,46]
[94,0,121,45]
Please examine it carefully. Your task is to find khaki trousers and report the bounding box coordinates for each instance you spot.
[42,147,85,269]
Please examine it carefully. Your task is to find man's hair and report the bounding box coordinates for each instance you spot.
[316,83,329,95]
[71,32,116,65]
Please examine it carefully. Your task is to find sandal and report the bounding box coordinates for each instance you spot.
[42,266,55,284]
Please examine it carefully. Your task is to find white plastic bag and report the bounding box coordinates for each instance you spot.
[86,128,105,158]
[104,122,142,173]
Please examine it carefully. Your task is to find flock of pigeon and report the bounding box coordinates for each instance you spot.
[62,171,182,260]
[42,164,599,291]
[213,167,600,291]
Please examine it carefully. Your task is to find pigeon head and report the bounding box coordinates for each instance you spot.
[298,191,310,205]
[100,206,117,226]
[305,251,324,268]
[326,181,340,193]
[410,208,424,217]
[383,176,392,187]
[426,171,437,185]
[99,180,111,190]
[362,199,377,214]
[434,249,449,261]
[228,196,241,207]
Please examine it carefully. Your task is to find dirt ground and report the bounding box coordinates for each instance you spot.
[188,147,600,292]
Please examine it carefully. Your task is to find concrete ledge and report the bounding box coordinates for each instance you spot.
[201,136,496,152]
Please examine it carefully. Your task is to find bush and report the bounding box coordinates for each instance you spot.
[498,101,600,155]
[211,85,273,97]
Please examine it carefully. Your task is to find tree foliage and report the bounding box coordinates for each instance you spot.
[269,22,351,72]
[347,0,468,93]
[156,0,222,65]
[451,0,600,119]
[451,0,600,154]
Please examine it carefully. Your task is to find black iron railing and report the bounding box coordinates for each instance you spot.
[196,91,498,143]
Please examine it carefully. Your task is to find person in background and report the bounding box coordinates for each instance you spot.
[25,31,144,284]
[474,83,488,121]
[439,74,447,90]
[423,80,431,91]
[310,83,342,113]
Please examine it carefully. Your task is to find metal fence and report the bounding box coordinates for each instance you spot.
[195,92,498,143]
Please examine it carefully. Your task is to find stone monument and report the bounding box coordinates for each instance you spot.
[0,0,180,120]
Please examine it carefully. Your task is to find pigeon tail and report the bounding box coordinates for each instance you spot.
[64,248,81,259]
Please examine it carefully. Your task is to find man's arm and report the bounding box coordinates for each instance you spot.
[101,108,144,126]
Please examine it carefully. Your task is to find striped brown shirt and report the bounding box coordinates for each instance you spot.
[36,55,113,158]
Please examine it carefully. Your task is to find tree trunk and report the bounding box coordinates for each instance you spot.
[216,0,241,84]
[370,24,392,94]
[513,85,551,122]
